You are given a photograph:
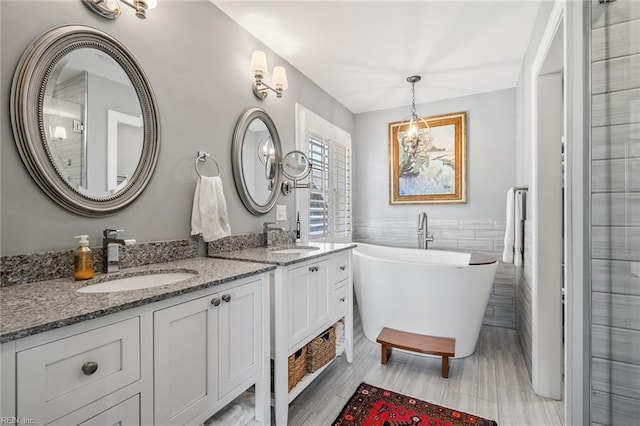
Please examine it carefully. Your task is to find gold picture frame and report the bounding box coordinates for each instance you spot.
[388,111,467,204]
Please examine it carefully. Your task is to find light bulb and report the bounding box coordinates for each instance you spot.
[53,126,67,140]
[250,51,268,79]
[272,66,288,91]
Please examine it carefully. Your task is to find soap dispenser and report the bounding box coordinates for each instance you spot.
[74,235,94,280]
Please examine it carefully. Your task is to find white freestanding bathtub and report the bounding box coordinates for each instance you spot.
[353,243,498,358]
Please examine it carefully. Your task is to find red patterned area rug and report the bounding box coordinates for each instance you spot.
[334,383,498,426]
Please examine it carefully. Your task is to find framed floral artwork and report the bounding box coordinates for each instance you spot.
[388,111,467,204]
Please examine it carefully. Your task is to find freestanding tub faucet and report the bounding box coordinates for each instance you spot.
[103,229,136,273]
[417,212,434,249]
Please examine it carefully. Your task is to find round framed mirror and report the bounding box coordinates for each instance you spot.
[10,25,160,216]
[231,107,282,215]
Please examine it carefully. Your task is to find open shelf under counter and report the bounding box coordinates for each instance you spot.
[336,337,349,357]
[268,247,355,425]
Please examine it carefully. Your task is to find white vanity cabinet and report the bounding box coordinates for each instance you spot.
[11,316,143,425]
[272,249,354,426]
[286,258,331,348]
[0,272,270,426]
[154,278,264,426]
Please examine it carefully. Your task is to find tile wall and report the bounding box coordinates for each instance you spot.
[590,0,640,423]
[515,221,533,379]
[354,217,516,329]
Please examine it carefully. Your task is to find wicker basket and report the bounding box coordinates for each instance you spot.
[270,346,308,392]
[307,326,336,373]
[287,346,308,391]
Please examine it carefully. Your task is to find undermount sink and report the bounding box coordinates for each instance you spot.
[77,271,197,293]
[268,246,320,254]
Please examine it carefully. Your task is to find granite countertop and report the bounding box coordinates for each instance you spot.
[209,242,357,266]
[0,257,276,343]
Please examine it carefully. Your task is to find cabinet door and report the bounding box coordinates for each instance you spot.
[154,294,218,426]
[218,279,262,397]
[287,265,312,348]
[310,259,331,331]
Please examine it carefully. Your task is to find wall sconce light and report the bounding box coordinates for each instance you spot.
[257,136,274,165]
[53,126,68,141]
[81,0,157,20]
[250,50,288,100]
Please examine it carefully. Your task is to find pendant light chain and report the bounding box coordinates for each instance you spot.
[411,81,416,117]
[401,75,431,145]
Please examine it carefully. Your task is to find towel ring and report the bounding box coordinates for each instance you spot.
[195,151,221,178]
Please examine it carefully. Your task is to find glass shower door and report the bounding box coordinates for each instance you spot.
[589,0,640,424]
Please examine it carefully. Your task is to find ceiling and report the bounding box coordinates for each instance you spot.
[212,0,543,114]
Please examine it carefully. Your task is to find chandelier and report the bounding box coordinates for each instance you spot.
[398,75,432,161]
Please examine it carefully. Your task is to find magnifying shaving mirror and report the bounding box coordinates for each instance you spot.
[280,150,311,195]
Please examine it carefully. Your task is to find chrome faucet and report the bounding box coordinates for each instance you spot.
[103,229,136,273]
[263,221,287,247]
[417,212,434,249]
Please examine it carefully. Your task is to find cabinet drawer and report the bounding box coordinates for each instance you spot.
[333,253,350,284]
[79,394,139,426]
[49,394,140,426]
[334,283,349,318]
[17,317,140,424]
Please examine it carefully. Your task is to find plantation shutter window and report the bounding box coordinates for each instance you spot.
[295,104,352,243]
[307,136,351,240]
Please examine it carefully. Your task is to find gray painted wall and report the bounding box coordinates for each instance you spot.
[353,88,516,222]
[0,1,353,256]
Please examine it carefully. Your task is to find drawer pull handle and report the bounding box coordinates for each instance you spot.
[222,294,231,303]
[339,265,347,271]
[339,297,346,302]
[211,297,221,306]
[309,266,318,272]
[81,361,98,376]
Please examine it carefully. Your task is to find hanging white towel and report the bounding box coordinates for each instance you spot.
[191,176,231,242]
[502,187,515,263]
[514,191,524,266]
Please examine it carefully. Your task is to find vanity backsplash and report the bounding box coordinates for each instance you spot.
[1,231,298,287]
[1,238,198,286]
[207,230,295,255]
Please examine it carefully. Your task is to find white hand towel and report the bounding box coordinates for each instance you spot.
[502,187,515,263]
[191,176,231,242]
[514,191,524,266]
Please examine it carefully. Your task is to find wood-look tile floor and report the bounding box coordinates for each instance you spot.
[281,307,564,426]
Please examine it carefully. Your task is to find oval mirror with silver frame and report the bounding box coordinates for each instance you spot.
[10,25,160,216]
[231,107,282,215]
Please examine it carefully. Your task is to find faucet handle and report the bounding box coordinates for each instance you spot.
[103,229,124,238]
